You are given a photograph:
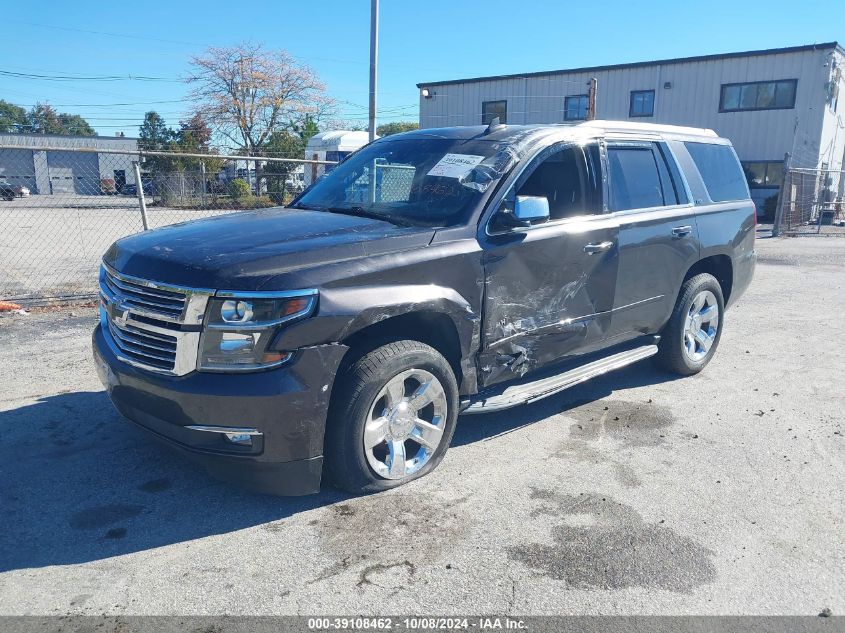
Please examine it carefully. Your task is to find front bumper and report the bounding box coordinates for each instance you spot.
[93,325,348,495]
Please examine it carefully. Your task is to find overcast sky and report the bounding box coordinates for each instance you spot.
[1,0,841,136]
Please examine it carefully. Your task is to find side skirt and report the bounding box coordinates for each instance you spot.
[462,339,659,414]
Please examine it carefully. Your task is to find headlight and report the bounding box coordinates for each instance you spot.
[198,291,317,371]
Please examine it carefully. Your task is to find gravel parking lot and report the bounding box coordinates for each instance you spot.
[0,236,842,616]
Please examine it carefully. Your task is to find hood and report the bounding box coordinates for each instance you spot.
[104,207,436,290]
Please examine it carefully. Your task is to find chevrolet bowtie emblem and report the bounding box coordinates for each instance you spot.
[114,305,130,327]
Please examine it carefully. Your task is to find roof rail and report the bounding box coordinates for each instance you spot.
[578,120,718,138]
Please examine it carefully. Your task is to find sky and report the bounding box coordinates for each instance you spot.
[0,0,842,139]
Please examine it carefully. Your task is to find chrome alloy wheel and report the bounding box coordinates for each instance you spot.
[683,290,719,362]
[363,369,448,480]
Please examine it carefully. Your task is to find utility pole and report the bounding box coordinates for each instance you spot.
[587,78,598,121]
[368,0,379,142]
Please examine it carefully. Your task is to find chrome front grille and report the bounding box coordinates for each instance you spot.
[102,266,187,320]
[99,263,212,376]
[107,318,178,371]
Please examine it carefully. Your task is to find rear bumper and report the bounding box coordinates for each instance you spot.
[93,325,348,495]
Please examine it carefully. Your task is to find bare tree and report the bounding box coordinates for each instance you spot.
[187,42,332,158]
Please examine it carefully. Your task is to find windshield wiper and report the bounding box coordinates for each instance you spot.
[289,202,412,227]
[322,206,412,227]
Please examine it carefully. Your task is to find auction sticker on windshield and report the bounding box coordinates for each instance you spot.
[427,153,485,179]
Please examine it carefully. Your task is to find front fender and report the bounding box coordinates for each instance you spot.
[271,283,481,371]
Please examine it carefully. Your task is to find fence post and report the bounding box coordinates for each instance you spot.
[771,152,790,237]
[200,161,207,207]
[132,161,149,231]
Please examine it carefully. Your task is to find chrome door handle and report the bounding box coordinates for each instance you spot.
[583,241,614,254]
[671,225,693,238]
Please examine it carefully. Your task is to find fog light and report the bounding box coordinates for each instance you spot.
[224,432,253,446]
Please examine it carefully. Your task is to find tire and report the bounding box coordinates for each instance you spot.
[655,273,725,376]
[324,340,459,494]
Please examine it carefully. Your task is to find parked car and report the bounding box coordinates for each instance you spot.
[93,120,755,495]
[120,180,156,196]
[0,181,30,200]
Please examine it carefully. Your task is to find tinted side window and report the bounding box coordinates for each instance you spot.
[683,142,749,202]
[516,146,597,220]
[607,147,665,211]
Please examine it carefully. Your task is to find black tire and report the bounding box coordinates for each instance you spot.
[324,340,459,494]
[655,273,725,376]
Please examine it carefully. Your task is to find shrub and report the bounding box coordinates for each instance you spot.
[763,194,778,218]
[228,178,251,200]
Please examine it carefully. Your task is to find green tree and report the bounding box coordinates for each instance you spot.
[59,113,95,136]
[262,116,321,203]
[297,114,320,145]
[138,111,174,151]
[27,103,64,134]
[376,121,419,137]
[27,103,95,135]
[138,111,178,172]
[0,100,28,133]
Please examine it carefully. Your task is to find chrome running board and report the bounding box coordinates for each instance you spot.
[463,344,658,414]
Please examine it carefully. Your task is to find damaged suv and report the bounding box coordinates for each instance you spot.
[93,120,755,495]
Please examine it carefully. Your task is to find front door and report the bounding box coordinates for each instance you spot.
[478,143,619,387]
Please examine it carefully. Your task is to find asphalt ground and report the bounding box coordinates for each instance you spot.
[0,236,842,616]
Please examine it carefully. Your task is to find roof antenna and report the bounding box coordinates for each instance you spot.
[483,116,504,135]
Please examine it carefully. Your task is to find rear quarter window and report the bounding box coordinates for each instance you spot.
[683,142,749,203]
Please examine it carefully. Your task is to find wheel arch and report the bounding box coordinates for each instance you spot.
[338,310,465,389]
[684,254,733,304]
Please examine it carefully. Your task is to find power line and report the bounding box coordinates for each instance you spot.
[0,69,182,82]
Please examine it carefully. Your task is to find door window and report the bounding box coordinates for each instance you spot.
[607,144,688,211]
[513,145,600,221]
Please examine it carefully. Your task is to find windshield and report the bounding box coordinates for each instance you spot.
[293,136,518,227]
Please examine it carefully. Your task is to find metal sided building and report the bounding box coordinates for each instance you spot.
[0,133,139,195]
[417,42,845,212]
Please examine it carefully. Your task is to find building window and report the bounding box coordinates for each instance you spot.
[741,161,784,188]
[482,100,507,125]
[629,90,655,117]
[564,95,589,121]
[719,79,797,112]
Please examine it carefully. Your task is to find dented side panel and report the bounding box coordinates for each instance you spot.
[478,218,620,386]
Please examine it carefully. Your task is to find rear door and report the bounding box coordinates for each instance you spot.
[605,140,701,343]
[478,142,619,386]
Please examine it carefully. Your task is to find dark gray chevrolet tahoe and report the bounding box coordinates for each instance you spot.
[93,120,756,495]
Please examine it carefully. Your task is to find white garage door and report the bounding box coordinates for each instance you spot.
[47,151,100,195]
[0,149,37,193]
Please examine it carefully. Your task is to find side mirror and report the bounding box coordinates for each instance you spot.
[499,195,550,228]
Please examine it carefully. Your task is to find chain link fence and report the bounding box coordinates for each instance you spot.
[777,167,845,236]
[0,145,334,304]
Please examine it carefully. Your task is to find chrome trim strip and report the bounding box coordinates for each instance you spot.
[105,276,185,304]
[102,261,214,296]
[214,288,319,299]
[185,425,263,436]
